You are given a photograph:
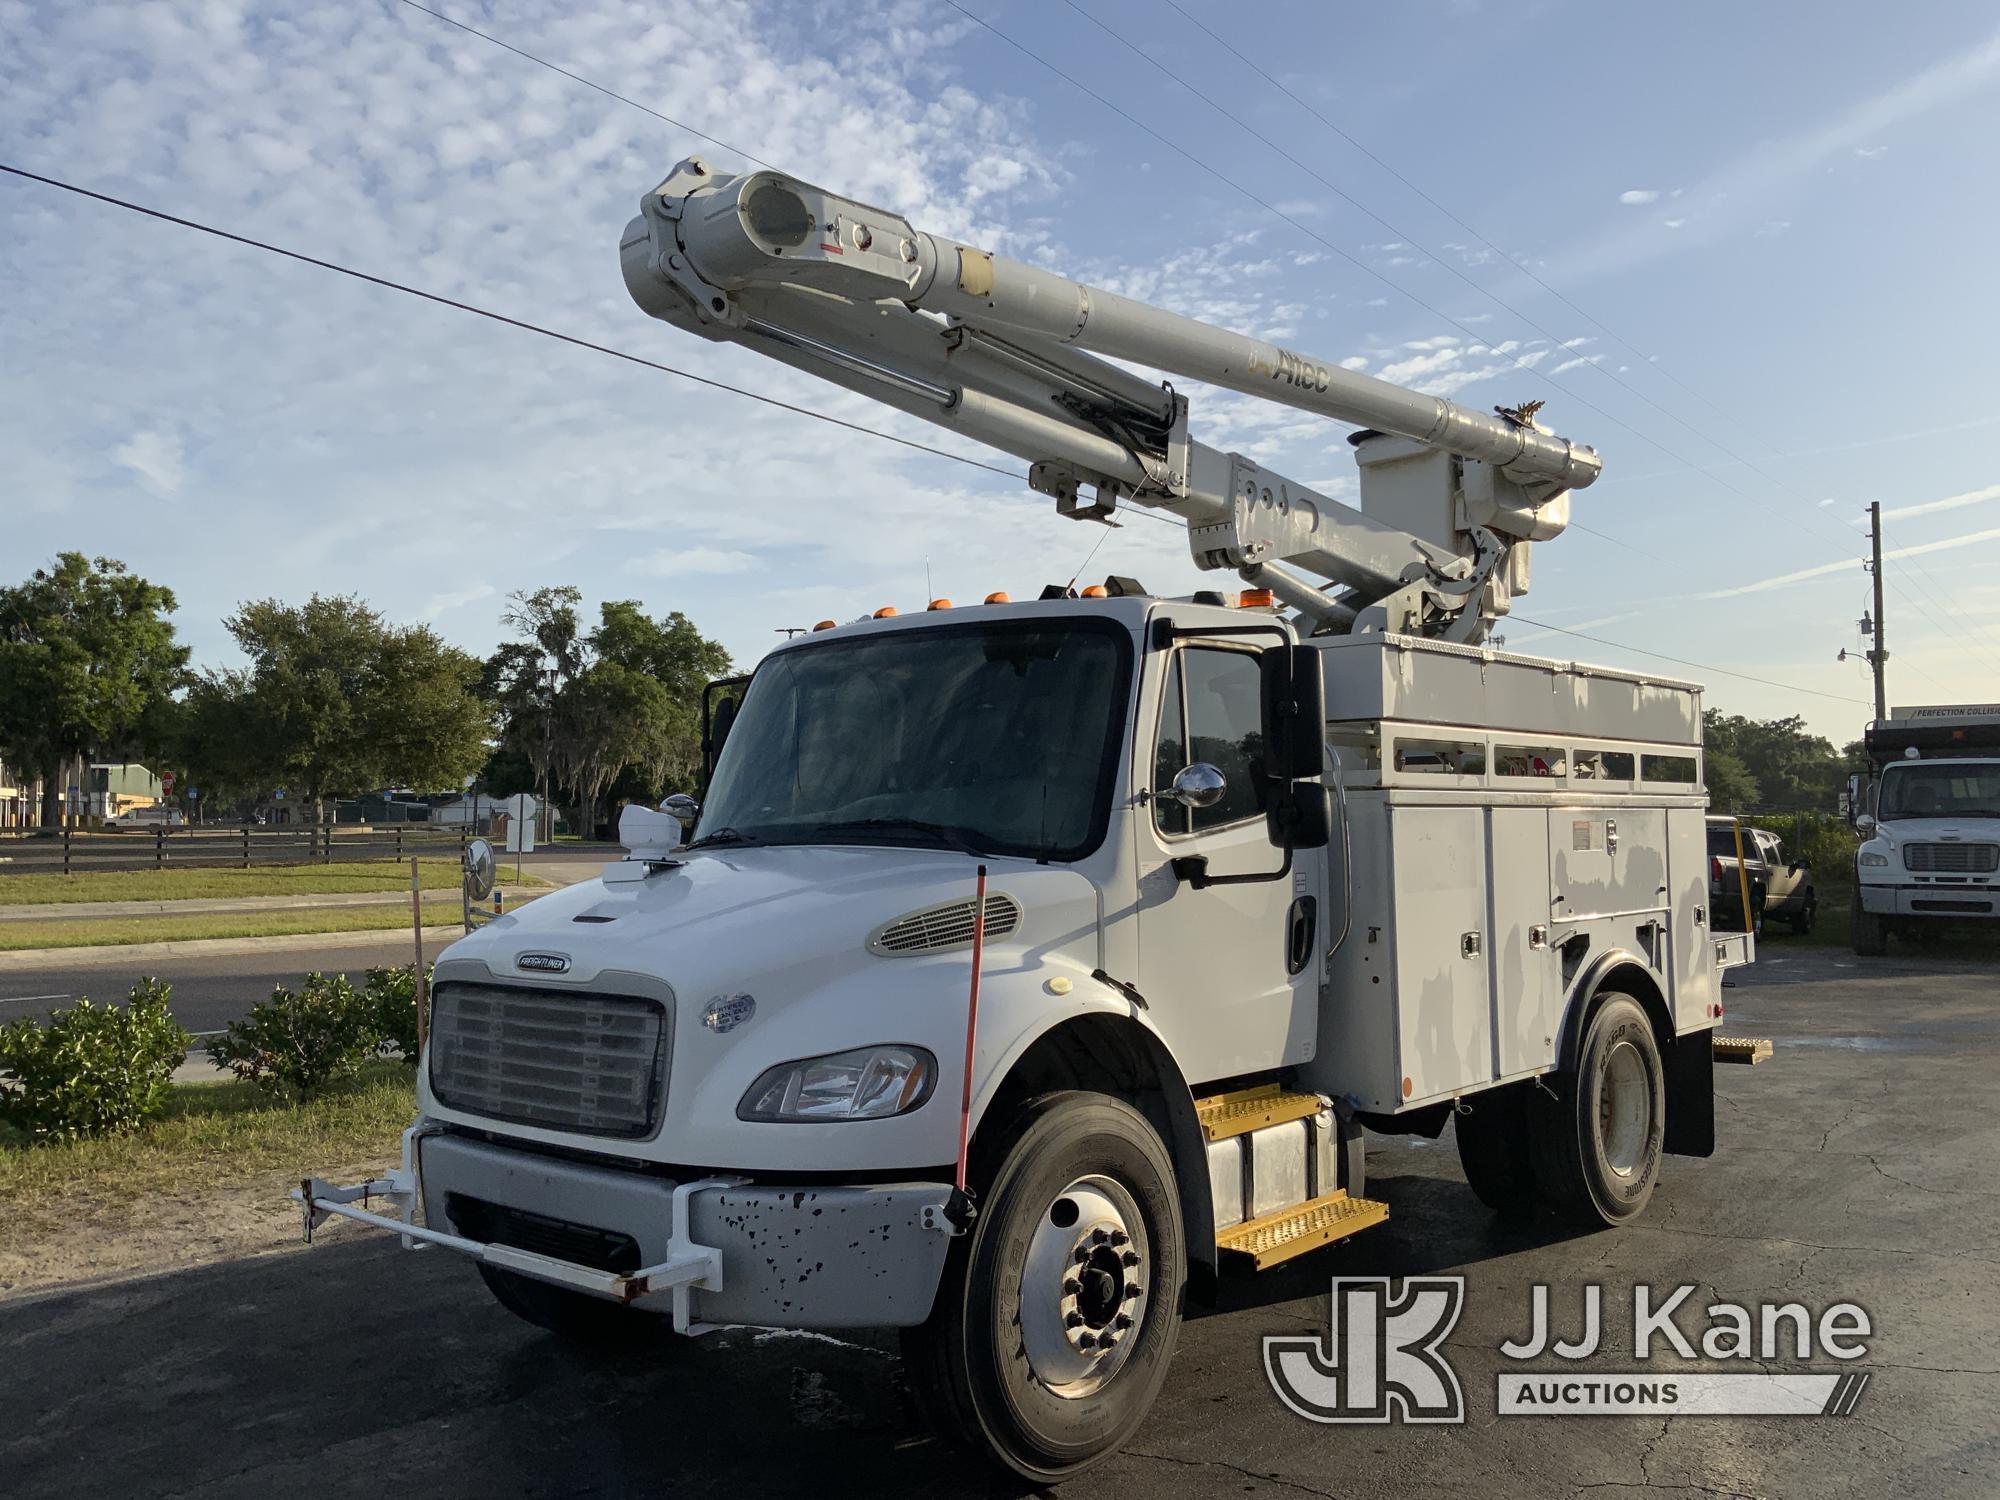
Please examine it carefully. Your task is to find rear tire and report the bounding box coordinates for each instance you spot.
[1850,887,1889,956]
[901,1091,1185,1482]
[1453,1083,1538,1219]
[1530,995,1665,1226]
[476,1263,663,1348]
[1789,894,1817,935]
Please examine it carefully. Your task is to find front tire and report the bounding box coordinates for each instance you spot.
[1789,893,1817,935]
[902,1092,1185,1481]
[1851,887,1889,956]
[1530,995,1666,1226]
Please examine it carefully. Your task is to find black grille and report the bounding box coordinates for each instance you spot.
[446,1193,640,1273]
[429,983,669,1137]
[1904,842,2000,873]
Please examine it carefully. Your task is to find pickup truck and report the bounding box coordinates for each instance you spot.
[1706,819,1817,935]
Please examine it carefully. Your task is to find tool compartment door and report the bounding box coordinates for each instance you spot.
[1389,804,1493,1101]
[1488,806,1556,1077]
[1668,805,1720,1026]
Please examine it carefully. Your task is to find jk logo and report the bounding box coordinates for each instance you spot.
[1264,1277,1467,1424]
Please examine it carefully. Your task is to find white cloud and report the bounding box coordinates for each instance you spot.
[629,546,759,576]
[1662,217,1687,230]
[111,429,187,495]
[1618,189,1661,205]
[419,582,497,622]
[1699,526,2000,599]
[1853,145,1889,159]
[1879,482,2000,522]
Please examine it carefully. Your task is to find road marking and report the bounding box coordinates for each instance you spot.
[0,992,72,1005]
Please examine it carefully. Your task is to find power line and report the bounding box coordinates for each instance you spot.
[1508,617,1871,706]
[393,1,774,170]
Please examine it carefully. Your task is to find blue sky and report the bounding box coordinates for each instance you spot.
[4,0,1999,743]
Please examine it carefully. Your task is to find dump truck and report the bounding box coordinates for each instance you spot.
[299,161,1760,1478]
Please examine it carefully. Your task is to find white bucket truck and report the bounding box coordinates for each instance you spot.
[299,162,1760,1478]
[1850,704,2000,953]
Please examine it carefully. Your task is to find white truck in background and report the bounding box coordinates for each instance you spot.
[299,161,1762,1479]
[1850,705,2000,954]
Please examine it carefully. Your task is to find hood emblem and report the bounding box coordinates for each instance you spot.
[702,994,756,1033]
[517,952,571,974]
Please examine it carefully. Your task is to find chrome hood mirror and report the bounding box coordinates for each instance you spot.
[463,838,497,902]
[1170,763,1227,809]
[662,792,700,830]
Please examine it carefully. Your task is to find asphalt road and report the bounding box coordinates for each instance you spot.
[0,934,449,1035]
[4,945,1995,1498]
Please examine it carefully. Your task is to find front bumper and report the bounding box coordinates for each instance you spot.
[1857,882,1999,918]
[297,1127,958,1334]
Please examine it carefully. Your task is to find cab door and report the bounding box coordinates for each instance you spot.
[1135,641,1320,1080]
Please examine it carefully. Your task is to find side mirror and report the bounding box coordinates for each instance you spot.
[1259,644,1325,780]
[463,837,497,902]
[1268,783,1332,852]
[662,793,700,831]
[1170,763,1227,809]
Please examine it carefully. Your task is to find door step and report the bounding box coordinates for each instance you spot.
[1713,1036,1774,1065]
[1195,1083,1323,1142]
[1216,1190,1389,1270]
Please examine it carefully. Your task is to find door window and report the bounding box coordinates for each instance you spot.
[1152,647,1265,835]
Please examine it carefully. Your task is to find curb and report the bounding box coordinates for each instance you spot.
[0,924,467,971]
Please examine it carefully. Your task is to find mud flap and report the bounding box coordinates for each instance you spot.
[1663,1031,1715,1158]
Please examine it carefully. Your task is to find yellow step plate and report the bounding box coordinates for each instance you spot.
[1195,1083,1323,1142]
[1713,1036,1774,1065]
[1216,1191,1389,1270]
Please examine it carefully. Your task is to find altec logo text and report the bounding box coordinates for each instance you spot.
[1265,1279,1874,1423]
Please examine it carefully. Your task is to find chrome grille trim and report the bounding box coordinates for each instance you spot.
[1904,842,1999,874]
[869,893,1023,955]
[429,982,670,1137]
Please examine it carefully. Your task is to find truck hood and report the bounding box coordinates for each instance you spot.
[1868,818,2000,845]
[441,843,1101,999]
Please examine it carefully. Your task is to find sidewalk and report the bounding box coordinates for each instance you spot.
[0,924,469,972]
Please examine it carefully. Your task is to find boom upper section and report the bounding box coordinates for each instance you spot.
[621,159,1602,641]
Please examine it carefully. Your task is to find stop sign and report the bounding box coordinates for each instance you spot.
[162,771,176,793]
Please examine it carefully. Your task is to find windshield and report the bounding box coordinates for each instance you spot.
[1877,763,2000,820]
[698,618,1132,860]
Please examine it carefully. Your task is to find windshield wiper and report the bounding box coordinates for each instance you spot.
[810,817,983,856]
[685,826,761,850]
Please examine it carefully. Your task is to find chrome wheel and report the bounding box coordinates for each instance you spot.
[1598,1040,1651,1178]
[1017,1174,1148,1397]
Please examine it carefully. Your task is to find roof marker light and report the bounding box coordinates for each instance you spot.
[1080,584,1109,598]
[812,619,837,631]
[1238,587,1275,609]
[874,606,898,619]
[927,598,952,611]
[984,591,1010,604]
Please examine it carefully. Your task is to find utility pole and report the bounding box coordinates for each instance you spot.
[1866,501,1888,724]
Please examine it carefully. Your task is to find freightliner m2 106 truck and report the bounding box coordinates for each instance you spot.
[300,162,1761,1478]
[1850,704,2000,954]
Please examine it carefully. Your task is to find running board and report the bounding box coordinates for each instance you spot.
[1216,1190,1389,1270]
[1713,1036,1774,1065]
[1195,1083,1323,1142]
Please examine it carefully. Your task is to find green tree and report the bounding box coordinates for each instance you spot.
[1704,746,1760,812]
[1703,711,1849,811]
[204,595,489,821]
[0,554,189,827]
[485,591,730,836]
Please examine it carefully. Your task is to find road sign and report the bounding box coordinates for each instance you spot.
[162,772,176,793]
[189,788,200,800]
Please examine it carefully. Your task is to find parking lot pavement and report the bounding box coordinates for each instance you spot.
[3,946,1995,1499]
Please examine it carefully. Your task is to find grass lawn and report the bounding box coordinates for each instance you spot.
[1754,877,2000,960]
[0,896,510,952]
[0,1063,413,1210]
[0,859,541,907]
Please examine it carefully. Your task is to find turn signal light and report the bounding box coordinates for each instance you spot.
[812,619,837,632]
[873,606,898,618]
[984,591,1010,604]
[1239,587,1275,608]
[1080,584,1109,598]
[927,598,952,611]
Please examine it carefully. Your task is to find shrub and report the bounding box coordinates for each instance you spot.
[361,964,431,1063]
[0,979,193,1143]
[206,972,378,1099]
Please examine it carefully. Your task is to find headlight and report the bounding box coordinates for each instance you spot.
[1858,851,1890,867]
[737,1045,936,1122]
